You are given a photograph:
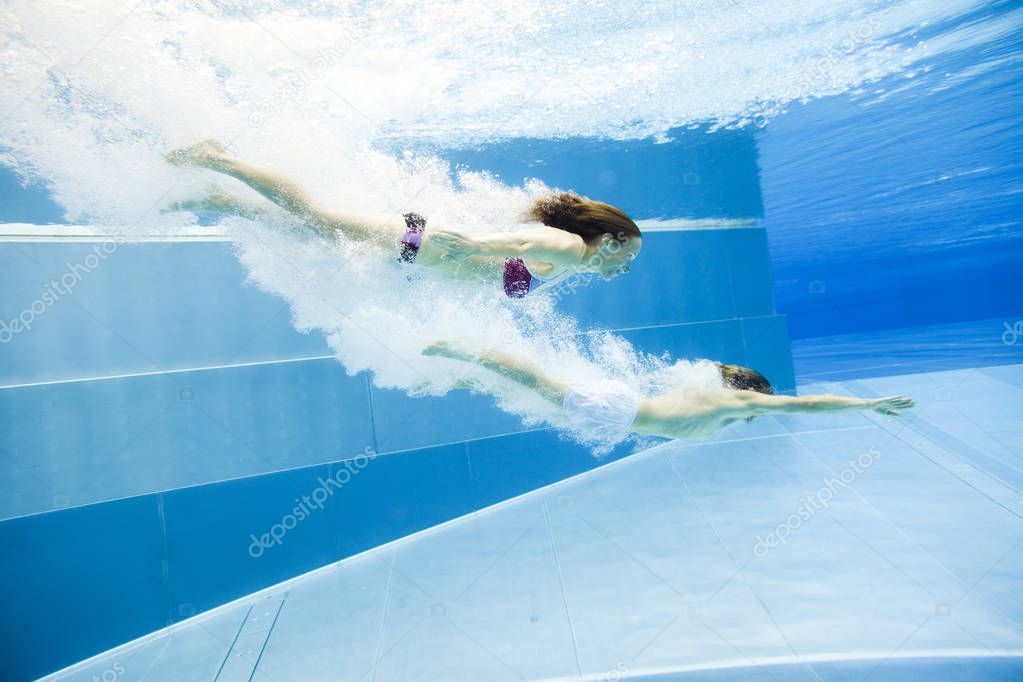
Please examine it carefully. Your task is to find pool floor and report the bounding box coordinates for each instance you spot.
[44,363,1023,681]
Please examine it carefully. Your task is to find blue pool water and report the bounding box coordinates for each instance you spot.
[1,1,1022,681]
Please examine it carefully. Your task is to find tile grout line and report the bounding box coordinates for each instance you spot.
[369,554,396,682]
[522,650,1023,682]
[664,451,823,681]
[841,379,1023,518]
[247,597,286,682]
[0,355,340,390]
[30,419,963,679]
[214,604,253,682]
[542,497,583,677]
[0,318,791,392]
[0,425,876,524]
[0,222,762,241]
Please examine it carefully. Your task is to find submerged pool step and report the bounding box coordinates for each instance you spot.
[8,366,1020,681]
[38,383,1023,681]
[0,228,784,388]
[0,313,793,522]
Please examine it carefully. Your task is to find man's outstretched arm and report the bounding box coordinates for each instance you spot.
[742,392,915,417]
[422,341,569,405]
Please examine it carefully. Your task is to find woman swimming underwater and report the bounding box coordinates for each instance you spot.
[165,140,641,298]
[422,341,915,441]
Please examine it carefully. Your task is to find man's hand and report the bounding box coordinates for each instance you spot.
[869,395,915,416]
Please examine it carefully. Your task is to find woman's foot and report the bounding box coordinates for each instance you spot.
[422,340,475,361]
[165,138,226,167]
[422,340,456,358]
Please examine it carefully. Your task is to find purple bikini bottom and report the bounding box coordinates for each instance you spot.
[399,212,426,263]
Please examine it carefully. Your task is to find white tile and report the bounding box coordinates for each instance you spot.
[372,498,577,682]
[255,553,392,682]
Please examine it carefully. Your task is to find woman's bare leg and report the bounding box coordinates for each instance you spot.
[166,140,407,246]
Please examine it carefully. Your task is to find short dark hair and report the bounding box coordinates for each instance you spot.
[716,363,773,394]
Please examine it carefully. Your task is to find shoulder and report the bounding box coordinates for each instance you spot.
[672,389,757,420]
[523,225,586,257]
[728,390,801,415]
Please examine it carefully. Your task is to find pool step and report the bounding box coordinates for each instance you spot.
[0,230,785,389]
[38,365,1023,680]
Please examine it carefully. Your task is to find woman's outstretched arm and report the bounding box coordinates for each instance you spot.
[422,341,569,405]
[426,226,585,264]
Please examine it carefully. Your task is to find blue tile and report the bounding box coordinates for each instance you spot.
[617,318,747,367]
[0,359,374,520]
[726,228,778,317]
[982,362,1023,390]
[741,315,796,392]
[0,373,184,520]
[0,242,330,386]
[431,125,763,220]
[369,385,526,454]
[616,315,796,393]
[807,657,1023,682]
[553,231,740,329]
[161,464,337,618]
[466,429,643,509]
[193,360,375,471]
[323,443,474,558]
[0,496,167,681]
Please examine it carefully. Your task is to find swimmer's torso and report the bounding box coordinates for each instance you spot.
[633,388,743,439]
[415,220,579,287]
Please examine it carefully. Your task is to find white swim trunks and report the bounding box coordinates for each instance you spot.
[563,379,640,441]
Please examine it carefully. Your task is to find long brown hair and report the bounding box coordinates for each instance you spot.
[526,192,641,245]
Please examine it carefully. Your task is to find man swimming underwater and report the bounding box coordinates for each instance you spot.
[423,341,914,441]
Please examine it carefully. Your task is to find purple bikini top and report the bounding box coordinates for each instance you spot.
[503,258,544,298]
